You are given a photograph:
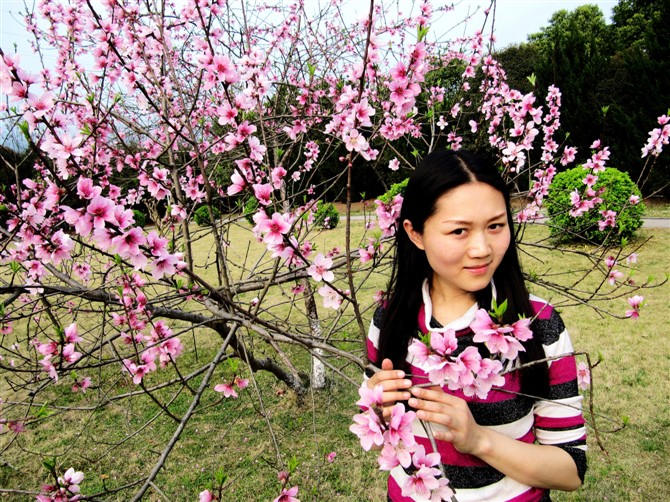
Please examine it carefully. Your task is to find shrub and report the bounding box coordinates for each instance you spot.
[546,166,645,244]
[132,209,147,227]
[194,205,221,226]
[378,178,409,204]
[314,202,340,229]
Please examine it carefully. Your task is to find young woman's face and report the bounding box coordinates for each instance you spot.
[404,182,511,302]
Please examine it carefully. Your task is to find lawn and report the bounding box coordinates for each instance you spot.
[0,220,668,501]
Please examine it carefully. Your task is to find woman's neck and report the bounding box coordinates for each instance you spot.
[428,284,476,326]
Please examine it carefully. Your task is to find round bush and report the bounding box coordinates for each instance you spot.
[194,205,221,226]
[546,166,645,244]
[314,202,340,230]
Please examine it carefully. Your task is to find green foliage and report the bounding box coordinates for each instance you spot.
[132,209,147,227]
[194,205,221,226]
[377,178,409,204]
[546,166,645,244]
[314,202,339,230]
[243,196,258,225]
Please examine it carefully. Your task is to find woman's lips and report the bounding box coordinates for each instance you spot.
[465,264,490,275]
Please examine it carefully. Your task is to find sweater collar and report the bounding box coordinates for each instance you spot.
[418,278,497,334]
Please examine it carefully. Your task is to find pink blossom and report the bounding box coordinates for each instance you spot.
[510,318,532,341]
[577,362,590,391]
[253,183,273,206]
[273,486,300,502]
[86,195,115,229]
[355,382,384,410]
[604,256,616,268]
[625,253,638,264]
[408,338,430,365]
[625,295,644,319]
[72,376,91,393]
[608,269,624,285]
[234,376,249,389]
[326,451,337,463]
[388,158,400,171]
[349,410,384,451]
[307,253,334,282]
[385,403,417,447]
[214,383,238,398]
[254,212,291,246]
[318,285,342,309]
[64,323,83,344]
[199,490,216,502]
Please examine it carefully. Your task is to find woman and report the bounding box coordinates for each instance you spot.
[366,149,586,501]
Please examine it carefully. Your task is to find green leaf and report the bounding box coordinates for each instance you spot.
[417,25,430,42]
[287,455,300,473]
[42,456,57,475]
[601,105,610,115]
[226,359,240,373]
[35,401,52,419]
[526,73,537,87]
[215,466,227,485]
[307,62,316,80]
[9,261,21,273]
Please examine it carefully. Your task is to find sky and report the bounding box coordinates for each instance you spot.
[0,0,618,73]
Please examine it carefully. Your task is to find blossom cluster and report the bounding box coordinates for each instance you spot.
[349,384,454,501]
[36,468,84,502]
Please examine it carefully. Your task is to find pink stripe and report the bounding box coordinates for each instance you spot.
[549,356,577,385]
[535,414,585,429]
[530,299,553,320]
[390,474,548,501]
[367,339,378,363]
[387,474,412,501]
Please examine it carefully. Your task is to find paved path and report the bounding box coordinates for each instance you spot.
[642,218,670,229]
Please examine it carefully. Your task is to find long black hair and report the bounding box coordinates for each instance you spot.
[376,149,549,398]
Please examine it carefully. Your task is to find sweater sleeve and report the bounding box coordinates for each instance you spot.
[530,300,588,482]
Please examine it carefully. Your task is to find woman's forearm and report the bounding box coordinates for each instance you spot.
[473,427,582,491]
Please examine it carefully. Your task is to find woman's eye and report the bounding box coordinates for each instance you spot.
[489,222,505,230]
[451,228,466,235]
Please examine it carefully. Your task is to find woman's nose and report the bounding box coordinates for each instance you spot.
[468,232,491,258]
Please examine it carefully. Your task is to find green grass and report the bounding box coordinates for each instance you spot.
[1,221,668,501]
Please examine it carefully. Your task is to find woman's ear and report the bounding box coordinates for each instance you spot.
[403,219,425,250]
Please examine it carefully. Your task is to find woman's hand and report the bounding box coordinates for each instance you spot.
[367,358,413,420]
[408,386,488,456]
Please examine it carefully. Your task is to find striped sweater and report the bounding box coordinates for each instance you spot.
[366,286,587,502]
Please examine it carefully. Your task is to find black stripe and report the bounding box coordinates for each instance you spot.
[535,423,586,433]
[373,305,385,329]
[556,446,587,482]
[468,395,534,426]
[533,309,565,345]
[443,464,505,489]
[548,378,578,399]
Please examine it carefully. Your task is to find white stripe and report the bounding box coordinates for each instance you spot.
[534,427,587,445]
[534,395,583,418]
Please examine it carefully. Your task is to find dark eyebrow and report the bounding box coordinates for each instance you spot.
[441,212,507,225]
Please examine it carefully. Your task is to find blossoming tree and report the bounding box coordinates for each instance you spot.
[0,0,667,499]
